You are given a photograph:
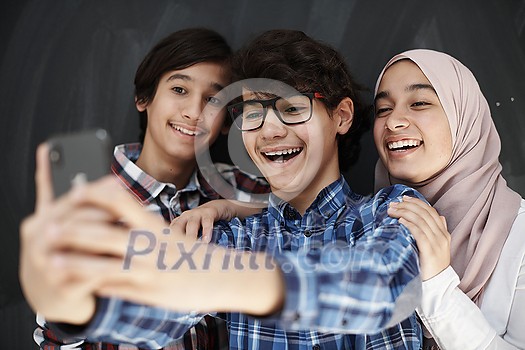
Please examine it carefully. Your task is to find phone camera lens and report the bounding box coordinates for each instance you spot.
[95,129,107,140]
[49,149,61,163]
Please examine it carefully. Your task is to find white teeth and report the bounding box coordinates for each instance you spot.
[263,148,302,156]
[171,124,200,136]
[387,139,421,150]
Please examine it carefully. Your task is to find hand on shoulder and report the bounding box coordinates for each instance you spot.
[388,195,451,280]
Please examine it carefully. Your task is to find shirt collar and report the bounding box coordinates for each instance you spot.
[112,143,210,204]
[195,169,225,201]
[268,175,351,222]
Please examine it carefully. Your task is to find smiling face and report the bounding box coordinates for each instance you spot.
[373,60,453,184]
[241,89,352,211]
[137,62,229,167]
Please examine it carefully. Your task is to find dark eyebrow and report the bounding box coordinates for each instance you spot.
[406,83,437,94]
[374,90,389,103]
[166,74,224,92]
[167,73,191,82]
[374,83,437,103]
[210,82,224,92]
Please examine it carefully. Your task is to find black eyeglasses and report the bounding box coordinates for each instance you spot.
[227,92,325,131]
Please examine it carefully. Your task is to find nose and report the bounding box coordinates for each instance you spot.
[260,109,287,139]
[384,108,410,131]
[181,95,204,121]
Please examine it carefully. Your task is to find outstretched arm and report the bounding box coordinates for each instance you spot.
[43,178,284,316]
[27,181,422,345]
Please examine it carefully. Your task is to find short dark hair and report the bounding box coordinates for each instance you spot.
[134,28,233,143]
[230,29,370,170]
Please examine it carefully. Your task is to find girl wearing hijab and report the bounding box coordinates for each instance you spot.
[374,49,525,349]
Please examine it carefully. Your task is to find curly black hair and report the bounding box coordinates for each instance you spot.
[230,29,371,171]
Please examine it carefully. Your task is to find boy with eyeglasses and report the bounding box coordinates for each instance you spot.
[21,30,424,349]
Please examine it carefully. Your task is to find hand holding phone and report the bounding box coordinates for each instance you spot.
[20,130,113,325]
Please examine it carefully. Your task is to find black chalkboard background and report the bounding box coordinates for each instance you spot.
[1,0,524,347]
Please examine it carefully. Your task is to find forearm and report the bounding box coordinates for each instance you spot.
[165,237,419,331]
[198,247,284,315]
[204,199,264,221]
[228,200,266,219]
[151,240,285,316]
[109,228,285,317]
[39,296,97,326]
[261,240,421,334]
[417,266,519,349]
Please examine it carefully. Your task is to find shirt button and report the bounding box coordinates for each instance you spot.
[312,344,321,350]
[304,230,312,237]
[284,207,295,220]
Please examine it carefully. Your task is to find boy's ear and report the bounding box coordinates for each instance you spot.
[135,96,148,112]
[334,97,354,135]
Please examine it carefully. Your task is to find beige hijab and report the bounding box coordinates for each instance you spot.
[374,49,522,304]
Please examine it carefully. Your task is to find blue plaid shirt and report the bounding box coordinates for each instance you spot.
[62,176,423,349]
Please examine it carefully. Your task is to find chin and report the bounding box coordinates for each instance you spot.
[268,177,306,194]
[396,175,424,185]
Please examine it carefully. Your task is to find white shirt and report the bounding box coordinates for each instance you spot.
[417,199,525,349]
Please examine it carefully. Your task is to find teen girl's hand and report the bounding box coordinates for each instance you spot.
[387,196,451,281]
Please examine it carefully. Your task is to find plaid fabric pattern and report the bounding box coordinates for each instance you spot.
[35,143,269,350]
[56,177,423,349]
[216,179,423,349]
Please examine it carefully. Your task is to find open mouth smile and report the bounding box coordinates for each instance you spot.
[387,139,422,151]
[169,123,203,136]
[262,147,303,163]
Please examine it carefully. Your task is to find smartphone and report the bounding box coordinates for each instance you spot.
[47,128,112,197]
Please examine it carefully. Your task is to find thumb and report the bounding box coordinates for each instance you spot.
[35,143,54,213]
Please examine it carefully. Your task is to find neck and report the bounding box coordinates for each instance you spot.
[135,142,196,189]
[282,192,315,215]
[274,172,341,215]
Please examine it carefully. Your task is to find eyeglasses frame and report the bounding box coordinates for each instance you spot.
[227,92,325,131]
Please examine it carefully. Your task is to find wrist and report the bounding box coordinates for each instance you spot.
[45,295,97,326]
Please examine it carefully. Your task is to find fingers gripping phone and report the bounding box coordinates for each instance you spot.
[47,129,112,197]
